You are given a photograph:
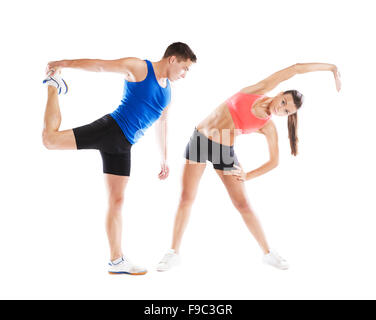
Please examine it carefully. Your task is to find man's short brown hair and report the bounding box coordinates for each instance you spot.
[163,42,197,63]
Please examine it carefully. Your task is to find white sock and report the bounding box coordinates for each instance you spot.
[111,256,124,265]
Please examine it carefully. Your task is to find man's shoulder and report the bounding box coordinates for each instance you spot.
[121,58,147,81]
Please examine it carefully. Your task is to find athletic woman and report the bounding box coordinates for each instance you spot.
[157,62,341,271]
[42,42,196,275]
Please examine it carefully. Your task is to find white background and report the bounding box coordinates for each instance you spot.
[0,0,375,299]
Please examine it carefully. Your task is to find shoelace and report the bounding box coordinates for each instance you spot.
[110,256,134,266]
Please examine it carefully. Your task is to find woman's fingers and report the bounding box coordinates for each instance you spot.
[158,167,169,180]
[334,69,341,92]
[230,165,245,181]
[231,170,241,176]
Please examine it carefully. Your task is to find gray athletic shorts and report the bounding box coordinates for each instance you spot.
[184,128,239,171]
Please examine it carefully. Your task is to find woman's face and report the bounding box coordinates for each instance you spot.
[270,93,298,116]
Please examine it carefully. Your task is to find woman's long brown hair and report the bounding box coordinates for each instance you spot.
[284,90,304,156]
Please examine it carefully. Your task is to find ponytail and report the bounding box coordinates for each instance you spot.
[284,90,303,156]
[288,113,298,156]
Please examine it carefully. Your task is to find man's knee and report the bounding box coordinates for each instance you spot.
[108,194,125,209]
[42,130,57,150]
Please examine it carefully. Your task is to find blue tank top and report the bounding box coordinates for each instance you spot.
[110,60,171,144]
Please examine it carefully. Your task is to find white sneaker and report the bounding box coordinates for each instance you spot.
[42,72,68,95]
[108,256,147,275]
[156,249,180,272]
[263,250,289,270]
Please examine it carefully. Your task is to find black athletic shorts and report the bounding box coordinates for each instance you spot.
[73,114,132,176]
[184,128,239,171]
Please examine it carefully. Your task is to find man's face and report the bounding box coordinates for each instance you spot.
[167,56,193,81]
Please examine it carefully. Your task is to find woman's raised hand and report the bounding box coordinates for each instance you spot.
[333,66,342,92]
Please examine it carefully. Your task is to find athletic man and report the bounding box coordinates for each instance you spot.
[42,42,197,275]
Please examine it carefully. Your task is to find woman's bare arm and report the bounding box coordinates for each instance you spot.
[231,121,279,181]
[241,62,341,95]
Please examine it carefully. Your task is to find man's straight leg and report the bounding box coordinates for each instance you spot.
[103,173,129,261]
[104,173,147,275]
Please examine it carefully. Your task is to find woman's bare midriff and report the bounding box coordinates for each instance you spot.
[196,101,240,146]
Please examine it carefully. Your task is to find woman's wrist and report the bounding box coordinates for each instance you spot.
[330,64,338,72]
[245,171,253,181]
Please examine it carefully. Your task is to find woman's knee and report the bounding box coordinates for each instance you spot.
[179,190,197,207]
[232,198,252,213]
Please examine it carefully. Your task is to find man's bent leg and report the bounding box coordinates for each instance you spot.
[42,86,77,150]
